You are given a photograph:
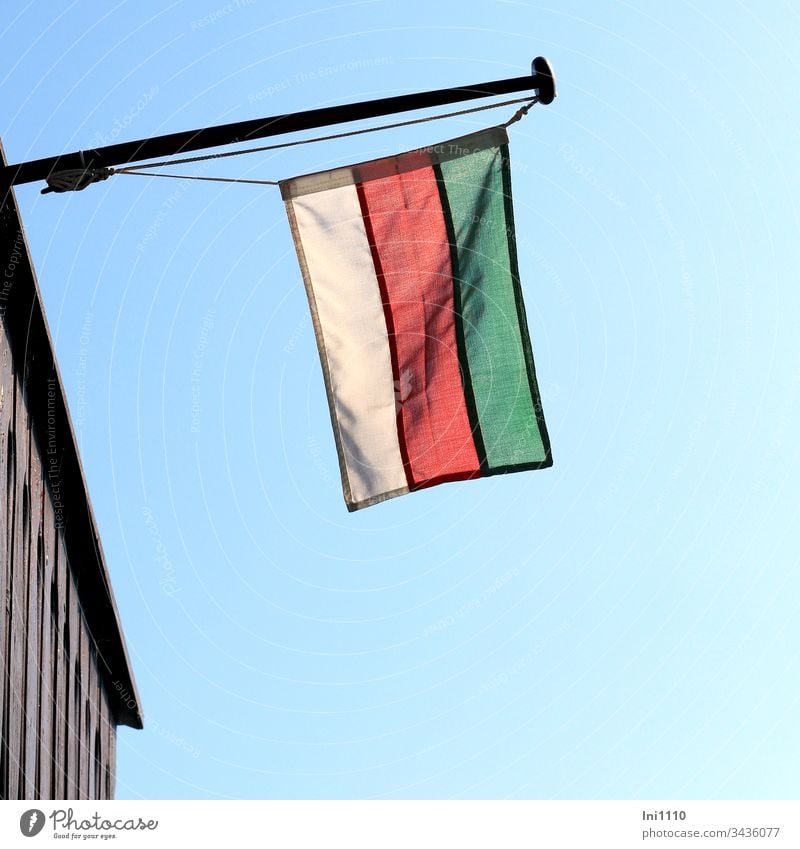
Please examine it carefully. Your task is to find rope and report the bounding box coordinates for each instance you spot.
[43,95,539,193]
[114,170,279,186]
[117,95,539,173]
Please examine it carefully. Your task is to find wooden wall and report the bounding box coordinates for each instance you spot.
[0,320,116,800]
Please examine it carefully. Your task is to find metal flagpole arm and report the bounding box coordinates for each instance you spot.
[0,58,556,192]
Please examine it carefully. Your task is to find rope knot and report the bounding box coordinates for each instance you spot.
[503,97,539,128]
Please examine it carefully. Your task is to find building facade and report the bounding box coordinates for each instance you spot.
[1,142,141,800]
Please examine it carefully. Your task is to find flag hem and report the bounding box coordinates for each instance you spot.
[345,484,412,513]
[349,460,553,511]
[280,126,510,200]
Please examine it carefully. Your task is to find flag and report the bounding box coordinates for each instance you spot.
[281,125,552,511]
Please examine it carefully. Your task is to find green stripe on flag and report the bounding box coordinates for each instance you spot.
[437,145,549,469]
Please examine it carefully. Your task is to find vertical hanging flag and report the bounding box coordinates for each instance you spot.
[281,125,552,511]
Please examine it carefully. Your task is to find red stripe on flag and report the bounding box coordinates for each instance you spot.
[358,167,481,488]
[356,182,414,492]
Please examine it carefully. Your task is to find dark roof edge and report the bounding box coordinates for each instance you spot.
[1,140,142,729]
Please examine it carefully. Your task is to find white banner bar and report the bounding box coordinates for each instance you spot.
[0,800,797,848]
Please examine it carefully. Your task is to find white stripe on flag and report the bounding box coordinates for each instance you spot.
[288,184,408,507]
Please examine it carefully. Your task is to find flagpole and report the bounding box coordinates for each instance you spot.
[0,58,555,192]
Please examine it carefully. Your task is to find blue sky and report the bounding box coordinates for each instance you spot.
[3,0,799,799]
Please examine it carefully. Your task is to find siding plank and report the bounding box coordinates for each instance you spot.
[0,329,12,798]
[0,211,10,802]
[93,669,103,800]
[37,513,53,799]
[65,568,80,799]
[100,686,114,800]
[52,524,67,799]
[23,413,41,799]
[8,373,27,799]
[104,694,116,800]
[78,613,90,799]
[95,659,107,799]
[87,645,97,800]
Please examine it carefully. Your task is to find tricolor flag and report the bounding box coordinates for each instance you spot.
[281,125,552,511]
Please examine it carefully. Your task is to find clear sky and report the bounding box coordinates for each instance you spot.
[3,0,799,800]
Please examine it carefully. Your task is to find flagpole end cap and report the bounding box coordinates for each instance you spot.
[532,56,556,105]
